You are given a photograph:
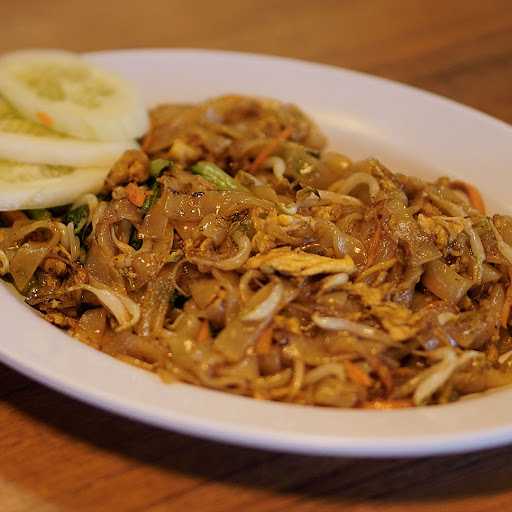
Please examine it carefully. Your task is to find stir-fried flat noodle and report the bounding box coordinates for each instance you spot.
[3,93,512,408]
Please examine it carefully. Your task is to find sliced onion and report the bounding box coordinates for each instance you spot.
[263,156,286,180]
[188,230,251,270]
[413,349,458,405]
[319,272,349,293]
[304,363,346,385]
[413,348,482,405]
[239,269,261,302]
[68,284,140,332]
[463,218,485,282]
[312,313,393,343]
[329,172,380,199]
[216,280,293,362]
[314,218,356,259]
[241,280,284,322]
[317,190,364,207]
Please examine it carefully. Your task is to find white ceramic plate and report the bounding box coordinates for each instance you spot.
[1,49,512,458]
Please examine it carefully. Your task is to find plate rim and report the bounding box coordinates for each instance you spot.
[1,47,512,458]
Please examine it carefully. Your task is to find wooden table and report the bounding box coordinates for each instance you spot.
[1,1,512,510]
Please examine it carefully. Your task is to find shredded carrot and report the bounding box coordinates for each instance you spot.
[344,360,373,388]
[500,268,512,328]
[0,210,28,225]
[249,126,293,173]
[36,111,54,128]
[450,180,486,214]
[196,320,210,343]
[365,222,382,268]
[255,326,274,355]
[362,399,412,410]
[125,183,147,207]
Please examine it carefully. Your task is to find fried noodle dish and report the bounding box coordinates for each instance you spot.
[2,94,512,409]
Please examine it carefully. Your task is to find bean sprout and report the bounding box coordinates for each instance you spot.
[263,156,286,180]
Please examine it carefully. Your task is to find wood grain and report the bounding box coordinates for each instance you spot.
[1,1,512,511]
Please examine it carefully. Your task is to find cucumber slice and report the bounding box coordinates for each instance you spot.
[0,49,149,142]
[0,96,137,167]
[0,160,108,210]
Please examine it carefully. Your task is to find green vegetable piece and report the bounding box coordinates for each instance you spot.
[142,182,161,213]
[172,292,188,309]
[150,158,172,177]
[26,208,51,220]
[190,161,248,192]
[96,192,111,202]
[129,227,142,250]
[79,223,92,244]
[49,205,69,217]
[62,204,89,234]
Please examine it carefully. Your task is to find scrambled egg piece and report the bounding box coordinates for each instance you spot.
[273,314,302,334]
[310,205,344,222]
[342,282,383,306]
[245,247,355,276]
[417,214,465,251]
[343,282,421,341]
[252,231,277,253]
[371,303,420,341]
[250,210,313,253]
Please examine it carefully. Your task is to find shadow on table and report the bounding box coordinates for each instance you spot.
[2,362,512,509]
